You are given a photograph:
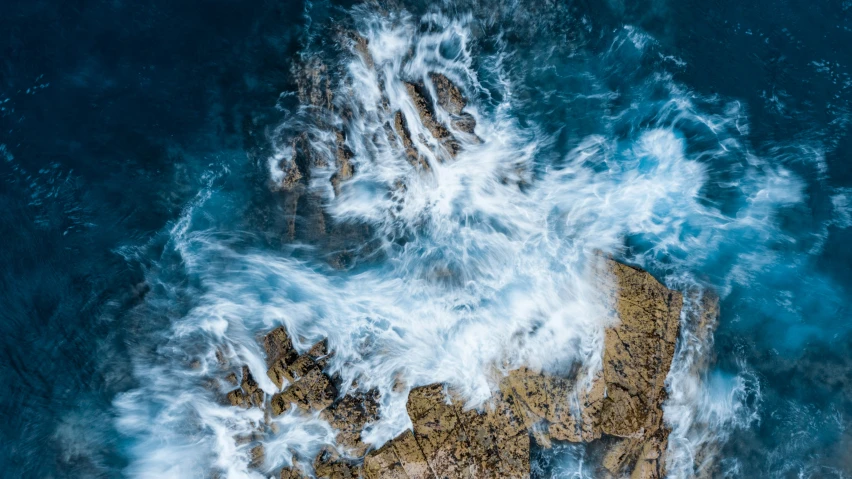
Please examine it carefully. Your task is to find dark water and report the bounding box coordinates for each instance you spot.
[1,0,850,477]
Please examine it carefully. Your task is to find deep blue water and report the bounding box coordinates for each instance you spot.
[1,0,850,477]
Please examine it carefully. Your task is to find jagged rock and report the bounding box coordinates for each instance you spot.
[389,430,433,479]
[294,59,333,111]
[226,366,264,408]
[364,442,409,479]
[403,82,461,158]
[271,366,337,414]
[429,73,477,135]
[429,73,466,116]
[314,448,362,479]
[280,467,305,479]
[599,261,681,439]
[331,130,355,195]
[268,337,332,390]
[320,390,381,457]
[363,383,530,479]
[266,326,301,389]
[249,444,265,469]
[352,33,374,69]
[392,112,430,171]
[600,430,668,479]
[242,259,689,478]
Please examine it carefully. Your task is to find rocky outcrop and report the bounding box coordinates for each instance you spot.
[392,111,431,171]
[429,73,477,135]
[258,35,693,478]
[224,258,688,478]
[403,81,461,159]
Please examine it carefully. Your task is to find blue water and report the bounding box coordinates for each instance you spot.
[1,0,850,478]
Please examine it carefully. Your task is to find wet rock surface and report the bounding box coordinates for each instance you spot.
[429,73,477,135]
[227,258,696,478]
[255,37,708,478]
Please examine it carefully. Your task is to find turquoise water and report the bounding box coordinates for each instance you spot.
[1,1,850,477]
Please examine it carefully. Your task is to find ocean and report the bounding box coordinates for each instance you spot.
[1,0,850,477]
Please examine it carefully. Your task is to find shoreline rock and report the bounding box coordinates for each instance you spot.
[222,258,700,478]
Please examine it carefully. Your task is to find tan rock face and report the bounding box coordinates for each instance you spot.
[599,261,682,440]
[320,390,381,457]
[429,73,477,135]
[403,82,461,158]
[392,111,430,171]
[231,258,690,478]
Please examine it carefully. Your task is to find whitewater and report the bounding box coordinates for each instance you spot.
[99,4,833,478]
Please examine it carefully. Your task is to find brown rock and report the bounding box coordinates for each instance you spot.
[241,260,689,478]
[294,60,333,111]
[331,130,355,196]
[404,82,450,141]
[280,466,307,479]
[314,448,362,479]
[403,82,461,158]
[249,444,265,469]
[353,34,374,69]
[429,73,466,116]
[270,366,337,415]
[265,327,301,389]
[599,260,682,438]
[307,338,332,369]
[225,366,264,408]
[429,73,477,135]
[364,442,408,479]
[390,430,433,479]
[320,390,381,457]
[392,112,430,171]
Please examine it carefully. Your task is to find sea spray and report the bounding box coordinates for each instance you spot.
[112,5,813,477]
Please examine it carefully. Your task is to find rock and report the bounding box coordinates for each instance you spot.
[599,261,681,438]
[389,430,433,479]
[360,383,530,479]
[280,466,306,479]
[314,448,362,479]
[352,34,374,69]
[265,326,301,389]
[429,73,466,116]
[226,366,264,408]
[294,59,333,111]
[235,259,690,477]
[403,82,461,158]
[270,366,337,414]
[429,73,477,135]
[249,444,265,469]
[331,130,355,196]
[320,390,381,457]
[392,112,430,171]
[364,442,409,479]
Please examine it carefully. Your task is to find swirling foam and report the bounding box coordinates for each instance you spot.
[112,6,814,478]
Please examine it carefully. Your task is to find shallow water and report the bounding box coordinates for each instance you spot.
[1,0,850,478]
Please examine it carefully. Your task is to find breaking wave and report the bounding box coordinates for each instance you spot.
[112,5,821,478]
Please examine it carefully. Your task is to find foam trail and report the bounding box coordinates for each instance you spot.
[112,6,814,478]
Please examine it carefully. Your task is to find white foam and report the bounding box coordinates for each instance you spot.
[114,8,813,478]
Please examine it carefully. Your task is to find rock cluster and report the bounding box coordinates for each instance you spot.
[222,258,695,478]
[248,31,709,478]
[279,39,478,195]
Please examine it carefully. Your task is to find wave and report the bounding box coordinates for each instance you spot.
[111,4,822,478]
